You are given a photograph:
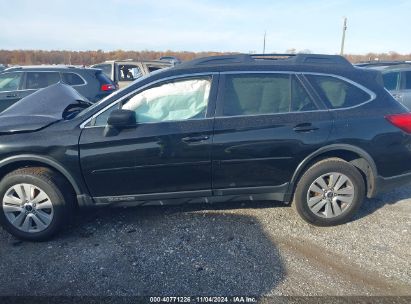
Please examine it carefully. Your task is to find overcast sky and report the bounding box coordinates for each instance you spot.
[1,0,410,54]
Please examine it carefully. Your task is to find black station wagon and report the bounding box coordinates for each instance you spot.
[1,54,411,241]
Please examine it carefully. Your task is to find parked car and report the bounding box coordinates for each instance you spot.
[0,66,116,113]
[355,60,411,68]
[91,59,175,89]
[1,53,411,241]
[370,64,411,109]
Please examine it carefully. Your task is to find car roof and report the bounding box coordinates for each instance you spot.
[157,54,360,76]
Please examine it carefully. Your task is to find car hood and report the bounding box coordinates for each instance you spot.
[0,83,92,134]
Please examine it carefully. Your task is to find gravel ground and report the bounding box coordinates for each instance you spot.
[0,185,410,297]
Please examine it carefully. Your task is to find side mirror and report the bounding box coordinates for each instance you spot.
[107,109,136,128]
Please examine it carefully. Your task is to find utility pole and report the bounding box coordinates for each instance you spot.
[340,17,347,56]
[263,31,266,54]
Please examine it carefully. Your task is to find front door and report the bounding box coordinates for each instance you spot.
[79,75,217,200]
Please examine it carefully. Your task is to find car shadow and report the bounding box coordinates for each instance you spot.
[355,185,411,221]
[0,205,286,296]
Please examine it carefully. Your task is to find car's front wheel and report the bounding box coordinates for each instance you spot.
[293,158,365,226]
[0,167,73,241]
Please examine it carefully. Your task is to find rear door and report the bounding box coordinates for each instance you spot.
[0,71,24,112]
[212,72,333,197]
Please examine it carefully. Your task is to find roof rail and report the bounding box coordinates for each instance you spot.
[180,53,352,68]
[251,53,297,59]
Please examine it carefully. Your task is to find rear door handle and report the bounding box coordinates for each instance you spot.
[182,135,210,143]
[6,94,17,98]
[293,123,319,133]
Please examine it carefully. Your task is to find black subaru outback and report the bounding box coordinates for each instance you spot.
[1,54,410,241]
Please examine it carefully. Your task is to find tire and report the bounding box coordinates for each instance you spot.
[0,167,73,241]
[293,158,365,226]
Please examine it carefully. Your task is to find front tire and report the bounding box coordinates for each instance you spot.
[0,167,73,241]
[293,158,365,226]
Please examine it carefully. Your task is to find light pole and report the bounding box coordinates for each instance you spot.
[263,31,266,54]
[340,17,347,56]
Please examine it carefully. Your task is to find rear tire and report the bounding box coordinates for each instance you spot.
[0,167,73,241]
[293,158,365,226]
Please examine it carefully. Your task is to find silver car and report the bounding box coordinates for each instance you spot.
[371,64,411,109]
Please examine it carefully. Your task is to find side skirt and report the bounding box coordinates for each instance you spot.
[92,184,289,207]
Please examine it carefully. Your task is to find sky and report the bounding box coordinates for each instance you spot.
[1,0,410,54]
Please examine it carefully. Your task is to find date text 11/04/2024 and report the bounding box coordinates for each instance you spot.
[149,296,257,303]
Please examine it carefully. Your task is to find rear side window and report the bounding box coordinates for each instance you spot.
[222,74,316,116]
[404,71,411,90]
[61,72,85,85]
[307,75,371,109]
[26,72,60,90]
[382,72,400,90]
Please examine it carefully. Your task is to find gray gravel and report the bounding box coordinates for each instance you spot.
[0,185,410,296]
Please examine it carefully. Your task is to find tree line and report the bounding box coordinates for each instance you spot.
[0,49,410,66]
[0,50,227,66]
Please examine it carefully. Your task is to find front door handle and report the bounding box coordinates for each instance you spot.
[6,94,17,98]
[182,135,210,143]
[293,123,319,133]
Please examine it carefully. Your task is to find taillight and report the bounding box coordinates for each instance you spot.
[386,113,411,133]
[101,84,116,91]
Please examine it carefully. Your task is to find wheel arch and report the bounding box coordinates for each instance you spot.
[287,144,378,202]
[0,154,82,196]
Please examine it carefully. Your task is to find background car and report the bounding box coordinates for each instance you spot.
[357,61,411,109]
[91,58,176,89]
[378,64,411,109]
[0,65,117,113]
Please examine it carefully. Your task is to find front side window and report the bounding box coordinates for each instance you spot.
[93,77,211,126]
[222,74,316,116]
[383,72,400,91]
[26,72,60,90]
[307,75,371,109]
[0,72,22,92]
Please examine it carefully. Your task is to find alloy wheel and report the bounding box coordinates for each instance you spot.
[2,183,54,233]
[306,172,355,218]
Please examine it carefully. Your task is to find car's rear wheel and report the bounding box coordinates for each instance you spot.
[293,158,365,226]
[0,167,73,241]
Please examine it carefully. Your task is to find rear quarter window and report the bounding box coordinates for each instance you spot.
[62,72,85,86]
[96,72,114,85]
[307,75,372,109]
